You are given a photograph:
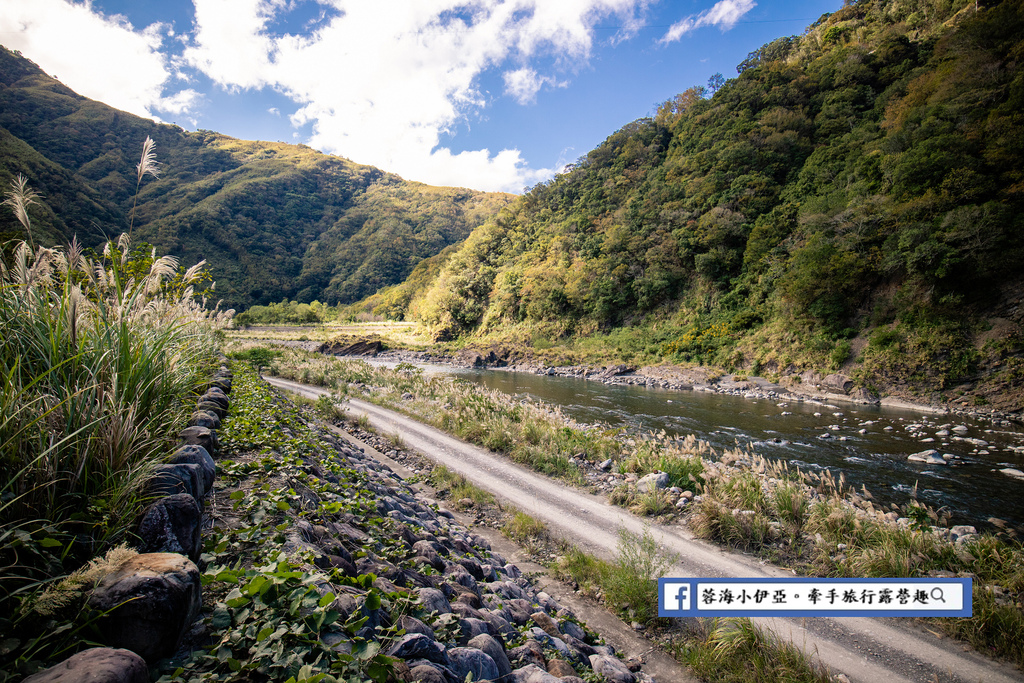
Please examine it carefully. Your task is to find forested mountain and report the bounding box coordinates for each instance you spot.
[0,47,510,308]
[394,0,1024,406]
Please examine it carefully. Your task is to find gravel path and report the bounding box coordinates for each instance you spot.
[267,376,1022,683]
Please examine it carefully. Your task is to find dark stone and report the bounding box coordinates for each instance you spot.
[447,648,499,683]
[138,494,202,561]
[87,553,202,663]
[179,426,218,455]
[480,610,517,641]
[145,463,203,503]
[407,664,449,683]
[195,399,226,419]
[167,445,216,492]
[508,640,546,669]
[398,615,435,640]
[418,587,451,615]
[201,389,229,409]
[588,654,636,683]
[22,647,147,683]
[467,633,512,679]
[189,410,221,430]
[208,377,231,393]
[547,659,577,678]
[329,555,358,577]
[318,340,383,356]
[387,634,450,665]
[531,612,562,639]
[457,617,492,645]
[505,598,534,625]
[457,558,484,580]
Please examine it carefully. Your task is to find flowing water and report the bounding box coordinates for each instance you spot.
[443,368,1024,529]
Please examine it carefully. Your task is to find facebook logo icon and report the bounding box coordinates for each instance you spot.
[661,581,691,614]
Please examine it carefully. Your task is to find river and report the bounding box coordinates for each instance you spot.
[438,367,1024,530]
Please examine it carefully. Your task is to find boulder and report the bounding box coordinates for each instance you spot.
[1000,468,1024,480]
[636,472,669,492]
[22,647,148,683]
[87,553,202,663]
[511,664,561,683]
[508,640,546,669]
[418,587,451,615]
[195,399,226,419]
[189,410,221,430]
[547,659,577,678]
[398,615,435,640]
[448,647,499,683]
[318,340,383,356]
[137,494,202,562]
[387,634,450,665]
[167,445,216,492]
[468,633,512,679]
[588,654,636,683]
[145,463,204,503]
[179,426,219,456]
[530,611,562,639]
[407,664,449,683]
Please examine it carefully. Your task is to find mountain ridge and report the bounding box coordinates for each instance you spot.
[373,0,1024,410]
[0,45,511,308]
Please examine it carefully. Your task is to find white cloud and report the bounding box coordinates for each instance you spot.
[0,0,197,119]
[660,0,756,44]
[184,0,650,192]
[268,107,280,116]
[503,67,564,105]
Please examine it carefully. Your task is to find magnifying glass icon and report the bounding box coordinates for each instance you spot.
[931,587,946,603]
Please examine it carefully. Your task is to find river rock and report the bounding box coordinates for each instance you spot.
[531,611,562,639]
[548,659,578,677]
[145,463,204,502]
[448,647,499,682]
[1000,468,1024,480]
[636,471,669,492]
[907,449,946,465]
[189,410,221,430]
[468,633,512,679]
[179,426,219,455]
[87,553,202,663]
[137,493,202,561]
[22,647,148,683]
[167,444,216,492]
[589,653,636,683]
[419,587,451,615]
[512,664,562,683]
[387,633,450,665]
[195,399,226,419]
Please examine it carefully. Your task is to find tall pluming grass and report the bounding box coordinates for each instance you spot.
[1,156,232,625]
[128,136,160,237]
[1,174,40,249]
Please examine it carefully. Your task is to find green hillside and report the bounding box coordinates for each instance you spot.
[400,0,1024,408]
[0,46,510,308]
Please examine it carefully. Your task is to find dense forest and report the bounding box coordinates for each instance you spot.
[381,0,1024,407]
[0,47,510,308]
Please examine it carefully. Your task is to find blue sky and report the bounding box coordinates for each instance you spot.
[1,0,841,192]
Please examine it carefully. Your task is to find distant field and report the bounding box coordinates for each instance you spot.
[227,321,428,347]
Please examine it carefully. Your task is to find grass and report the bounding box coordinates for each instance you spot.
[672,617,832,683]
[427,465,494,510]
[241,342,1024,667]
[0,147,228,677]
[260,347,624,486]
[501,509,548,553]
[686,455,1024,667]
[551,528,830,682]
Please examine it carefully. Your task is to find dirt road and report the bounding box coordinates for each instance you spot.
[267,376,1021,683]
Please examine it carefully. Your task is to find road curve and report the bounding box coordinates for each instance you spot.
[266,376,1021,683]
